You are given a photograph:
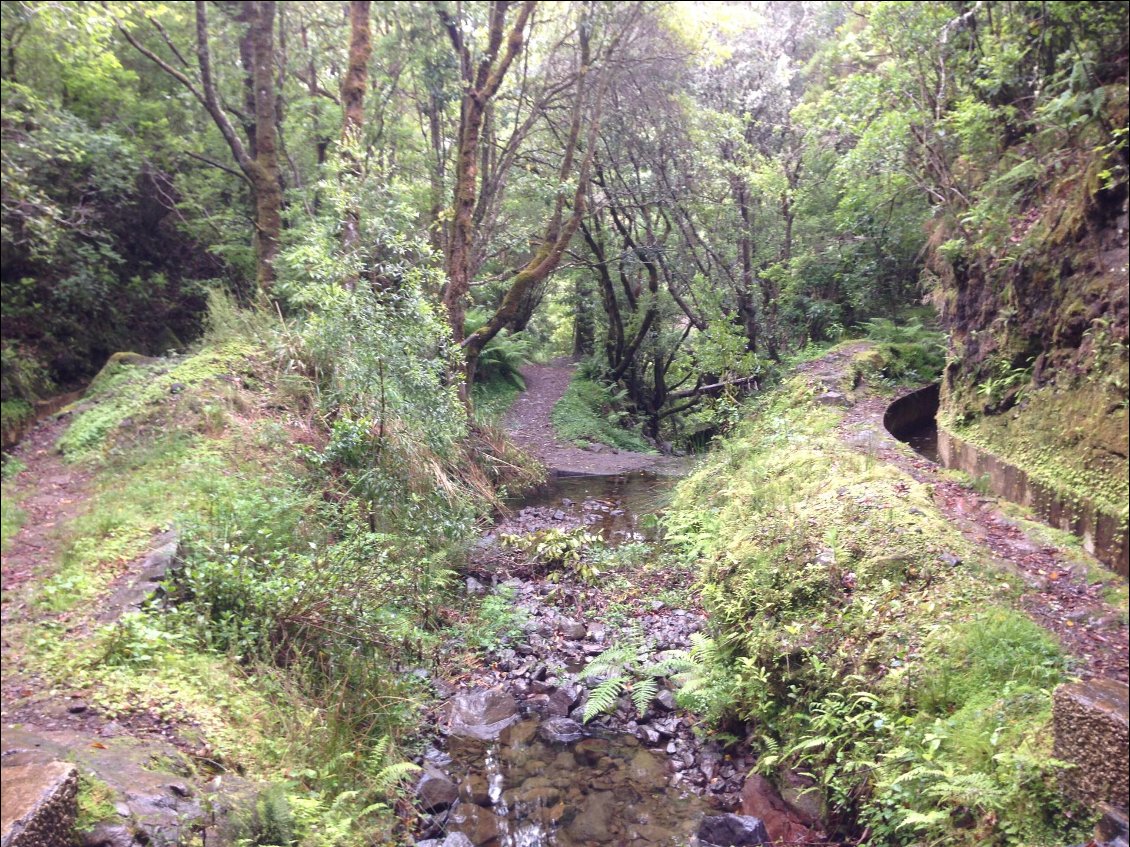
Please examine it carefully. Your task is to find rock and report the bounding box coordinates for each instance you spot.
[547,687,580,717]
[67,702,89,715]
[80,823,134,847]
[558,619,587,640]
[627,749,665,783]
[1053,679,1129,811]
[416,767,459,812]
[567,791,615,842]
[1,761,79,847]
[572,738,609,767]
[740,775,819,845]
[459,775,492,807]
[448,804,501,846]
[778,768,826,827]
[655,689,677,711]
[696,813,770,846]
[465,577,486,595]
[441,835,476,847]
[538,717,585,744]
[447,689,520,740]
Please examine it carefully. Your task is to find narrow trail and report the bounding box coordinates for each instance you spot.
[0,417,90,605]
[503,359,682,476]
[801,343,1129,682]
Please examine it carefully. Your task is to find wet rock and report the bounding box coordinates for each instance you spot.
[1,761,78,847]
[567,791,615,842]
[572,738,609,767]
[538,717,585,744]
[448,804,501,846]
[465,577,486,596]
[446,689,520,740]
[416,766,459,812]
[740,775,819,844]
[458,774,492,807]
[546,686,580,717]
[558,618,587,640]
[627,749,665,783]
[696,813,770,846]
[80,823,134,847]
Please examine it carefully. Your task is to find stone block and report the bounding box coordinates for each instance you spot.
[1,761,79,847]
[1053,679,1129,812]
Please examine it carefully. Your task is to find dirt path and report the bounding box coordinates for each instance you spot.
[0,417,90,604]
[504,359,683,476]
[809,344,1129,682]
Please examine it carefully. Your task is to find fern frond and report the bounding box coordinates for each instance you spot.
[583,676,625,722]
[630,677,658,716]
[371,761,422,796]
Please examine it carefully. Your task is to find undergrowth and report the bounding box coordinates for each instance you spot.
[551,369,653,452]
[4,291,537,846]
[664,366,1090,847]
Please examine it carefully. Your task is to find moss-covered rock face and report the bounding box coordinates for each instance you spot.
[931,84,1129,535]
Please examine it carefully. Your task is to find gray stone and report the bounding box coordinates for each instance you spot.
[441,835,475,847]
[696,813,770,846]
[447,689,520,740]
[416,767,459,812]
[81,823,134,847]
[558,618,587,640]
[655,689,678,711]
[1,761,79,847]
[537,717,584,744]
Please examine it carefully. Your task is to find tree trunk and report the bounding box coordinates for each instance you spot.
[340,0,371,288]
[249,1,282,293]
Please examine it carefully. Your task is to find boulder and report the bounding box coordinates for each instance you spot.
[696,813,770,846]
[448,805,501,846]
[740,775,821,844]
[416,767,459,812]
[446,689,520,741]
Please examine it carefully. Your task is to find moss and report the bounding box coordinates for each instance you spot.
[58,342,257,459]
[941,380,1129,529]
[75,773,118,831]
[1,485,25,551]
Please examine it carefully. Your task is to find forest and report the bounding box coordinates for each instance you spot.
[0,2,1127,847]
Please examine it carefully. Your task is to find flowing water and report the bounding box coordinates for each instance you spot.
[443,719,708,846]
[437,467,722,846]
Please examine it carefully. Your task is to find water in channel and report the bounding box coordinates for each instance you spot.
[444,718,708,846]
[440,469,715,846]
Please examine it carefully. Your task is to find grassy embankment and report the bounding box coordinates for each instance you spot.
[1,295,538,846]
[664,342,1094,847]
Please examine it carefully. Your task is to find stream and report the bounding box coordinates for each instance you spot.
[417,470,763,847]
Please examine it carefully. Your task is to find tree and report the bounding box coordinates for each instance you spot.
[116,0,283,292]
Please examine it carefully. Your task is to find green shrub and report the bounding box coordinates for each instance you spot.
[551,371,653,452]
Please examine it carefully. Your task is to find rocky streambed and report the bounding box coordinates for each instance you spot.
[411,472,816,847]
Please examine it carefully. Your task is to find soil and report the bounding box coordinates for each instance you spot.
[0,417,90,605]
[504,359,683,476]
[808,343,1129,683]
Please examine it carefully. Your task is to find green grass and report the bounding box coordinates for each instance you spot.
[471,374,522,425]
[1,486,24,551]
[551,372,653,452]
[663,370,1089,847]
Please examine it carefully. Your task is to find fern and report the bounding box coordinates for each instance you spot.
[630,677,659,715]
[584,676,626,722]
